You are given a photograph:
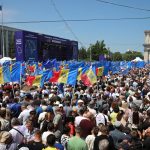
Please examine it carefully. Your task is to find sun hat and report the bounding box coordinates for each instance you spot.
[78,99,84,103]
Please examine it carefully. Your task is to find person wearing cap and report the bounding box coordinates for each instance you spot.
[0,131,17,150]
[59,104,66,125]
[76,99,84,112]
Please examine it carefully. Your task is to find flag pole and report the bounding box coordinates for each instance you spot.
[1,5,4,57]
[19,62,22,90]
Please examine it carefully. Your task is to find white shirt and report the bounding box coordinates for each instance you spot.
[85,135,95,150]
[96,113,108,126]
[18,109,30,125]
[9,125,25,145]
[42,131,54,145]
[88,107,97,116]
[38,112,47,124]
[74,116,86,127]
[23,127,37,142]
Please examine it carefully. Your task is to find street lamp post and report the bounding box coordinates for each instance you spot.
[90,47,92,62]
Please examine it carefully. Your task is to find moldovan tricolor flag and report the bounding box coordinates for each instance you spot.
[96,67,104,77]
[77,67,88,81]
[49,70,61,83]
[58,69,78,85]
[81,68,97,86]
[26,75,42,87]
[58,69,69,84]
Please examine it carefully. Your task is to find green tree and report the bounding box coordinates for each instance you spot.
[112,52,123,61]
[78,47,87,60]
[88,40,109,61]
[122,51,143,61]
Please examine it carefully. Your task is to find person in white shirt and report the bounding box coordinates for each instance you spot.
[18,104,30,125]
[75,107,87,127]
[9,118,25,145]
[42,122,54,145]
[23,119,37,143]
[96,107,109,126]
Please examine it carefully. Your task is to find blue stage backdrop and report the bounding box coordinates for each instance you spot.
[15,30,78,62]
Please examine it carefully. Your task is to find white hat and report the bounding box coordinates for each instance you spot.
[59,104,63,107]
[78,99,84,103]
[19,147,29,150]
[116,93,119,97]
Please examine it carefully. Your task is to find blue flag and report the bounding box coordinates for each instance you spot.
[67,69,78,86]
[11,62,21,82]
[3,65,11,83]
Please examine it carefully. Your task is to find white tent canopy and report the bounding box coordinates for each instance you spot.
[0,57,12,64]
[132,57,143,62]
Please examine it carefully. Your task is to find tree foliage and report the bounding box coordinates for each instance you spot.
[78,41,143,61]
[122,51,144,61]
[112,52,123,61]
[88,40,109,61]
[78,47,88,60]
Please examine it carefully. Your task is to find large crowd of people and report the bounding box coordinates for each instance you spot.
[0,65,150,150]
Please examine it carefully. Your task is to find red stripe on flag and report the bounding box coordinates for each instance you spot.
[49,70,61,83]
[81,73,92,86]
[26,76,35,86]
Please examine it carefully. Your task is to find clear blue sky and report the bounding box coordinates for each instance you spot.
[1,0,150,53]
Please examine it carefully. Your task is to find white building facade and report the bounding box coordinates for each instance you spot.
[143,30,150,62]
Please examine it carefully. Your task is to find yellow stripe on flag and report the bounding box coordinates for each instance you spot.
[77,67,82,81]
[32,75,42,86]
[58,69,69,84]
[0,67,4,84]
[87,69,97,85]
[10,65,12,72]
